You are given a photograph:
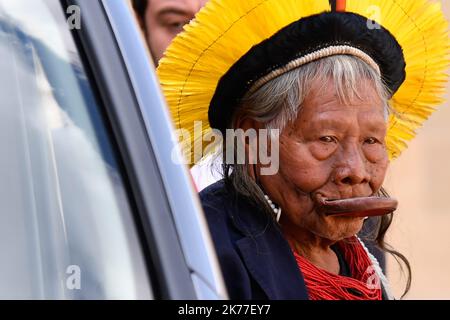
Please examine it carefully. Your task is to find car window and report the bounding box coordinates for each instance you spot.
[0,0,153,299]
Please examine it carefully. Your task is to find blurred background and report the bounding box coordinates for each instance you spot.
[385,0,450,300]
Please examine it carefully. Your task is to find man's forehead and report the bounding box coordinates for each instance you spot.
[305,78,384,108]
[299,85,385,123]
[302,100,386,123]
[150,0,207,11]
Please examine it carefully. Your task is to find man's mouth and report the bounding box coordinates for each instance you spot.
[314,194,398,218]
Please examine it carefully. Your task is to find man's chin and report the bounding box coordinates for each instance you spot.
[319,216,366,241]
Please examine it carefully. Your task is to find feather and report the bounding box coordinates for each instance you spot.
[347,0,449,159]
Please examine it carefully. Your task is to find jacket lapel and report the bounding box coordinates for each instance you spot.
[235,222,309,300]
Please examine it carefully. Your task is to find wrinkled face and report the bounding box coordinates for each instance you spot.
[143,0,208,62]
[260,78,389,241]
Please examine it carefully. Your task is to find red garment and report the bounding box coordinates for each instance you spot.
[292,236,382,300]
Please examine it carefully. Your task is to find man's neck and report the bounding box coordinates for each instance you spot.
[283,225,341,275]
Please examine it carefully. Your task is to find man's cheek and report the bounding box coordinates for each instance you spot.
[368,163,389,188]
[308,142,337,161]
[278,141,332,190]
[281,163,331,192]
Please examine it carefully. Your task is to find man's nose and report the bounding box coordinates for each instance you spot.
[334,145,370,186]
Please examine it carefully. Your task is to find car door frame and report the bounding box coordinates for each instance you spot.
[61,0,227,300]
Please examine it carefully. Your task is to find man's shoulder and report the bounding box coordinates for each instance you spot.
[199,179,272,237]
[199,179,235,221]
[199,179,228,201]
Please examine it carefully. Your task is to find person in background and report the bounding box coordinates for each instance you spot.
[131,0,208,64]
[131,0,221,190]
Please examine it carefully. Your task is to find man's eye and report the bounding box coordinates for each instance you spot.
[365,137,379,144]
[166,21,188,32]
[320,136,336,143]
[170,22,184,29]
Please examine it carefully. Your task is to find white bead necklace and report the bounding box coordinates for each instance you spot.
[264,194,282,222]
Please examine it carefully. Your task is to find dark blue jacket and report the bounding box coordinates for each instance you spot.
[200,180,309,300]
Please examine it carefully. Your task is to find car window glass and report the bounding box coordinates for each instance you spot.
[0,0,153,299]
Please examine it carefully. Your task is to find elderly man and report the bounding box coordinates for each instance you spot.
[157,0,449,299]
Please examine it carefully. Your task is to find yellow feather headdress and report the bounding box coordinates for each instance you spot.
[157,0,449,163]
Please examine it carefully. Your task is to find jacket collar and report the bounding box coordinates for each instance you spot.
[230,191,309,300]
